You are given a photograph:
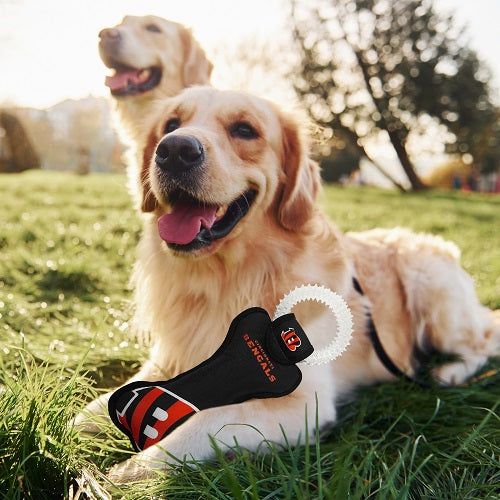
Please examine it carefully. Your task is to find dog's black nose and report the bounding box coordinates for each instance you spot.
[155,135,204,174]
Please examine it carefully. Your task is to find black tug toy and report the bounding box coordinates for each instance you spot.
[108,285,353,452]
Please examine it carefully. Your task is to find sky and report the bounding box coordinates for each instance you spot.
[0,0,289,108]
[0,0,499,110]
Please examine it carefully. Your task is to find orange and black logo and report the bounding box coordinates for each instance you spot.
[281,327,302,352]
[112,386,198,451]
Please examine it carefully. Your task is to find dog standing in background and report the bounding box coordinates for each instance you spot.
[98,15,212,206]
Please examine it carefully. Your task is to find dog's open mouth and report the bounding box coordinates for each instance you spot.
[157,190,257,252]
[105,66,162,96]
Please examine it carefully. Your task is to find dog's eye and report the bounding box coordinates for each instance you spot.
[229,122,259,140]
[164,118,180,134]
[146,24,161,33]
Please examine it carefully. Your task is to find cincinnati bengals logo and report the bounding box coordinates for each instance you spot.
[281,327,302,352]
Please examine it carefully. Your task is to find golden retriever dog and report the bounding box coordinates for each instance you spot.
[76,87,498,482]
[99,15,212,208]
[99,15,212,140]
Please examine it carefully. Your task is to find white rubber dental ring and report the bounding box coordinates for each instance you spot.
[273,284,353,365]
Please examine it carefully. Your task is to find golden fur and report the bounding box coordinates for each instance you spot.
[77,87,499,482]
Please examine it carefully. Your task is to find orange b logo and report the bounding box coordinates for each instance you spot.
[281,328,301,352]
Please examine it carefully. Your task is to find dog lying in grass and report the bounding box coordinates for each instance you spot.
[76,86,499,482]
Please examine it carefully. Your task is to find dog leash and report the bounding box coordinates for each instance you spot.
[352,277,431,389]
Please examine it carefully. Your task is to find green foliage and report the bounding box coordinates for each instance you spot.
[0,349,91,499]
[0,171,499,498]
[320,148,361,183]
[479,115,500,175]
[291,0,497,187]
[327,377,500,498]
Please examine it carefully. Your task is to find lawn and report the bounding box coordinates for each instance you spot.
[0,170,499,499]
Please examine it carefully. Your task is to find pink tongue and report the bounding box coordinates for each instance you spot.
[158,203,218,245]
[105,69,141,91]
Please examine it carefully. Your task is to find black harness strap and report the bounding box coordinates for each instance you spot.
[352,277,430,388]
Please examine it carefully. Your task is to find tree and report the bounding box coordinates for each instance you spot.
[321,146,361,183]
[290,0,496,190]
[0,111,40,172]
[476,110,500,175]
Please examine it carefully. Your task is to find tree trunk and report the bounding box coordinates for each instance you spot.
[338,125,407,191]
[387,130,427,190]
[350,45,427,190]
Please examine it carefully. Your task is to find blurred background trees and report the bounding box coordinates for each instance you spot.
[2,0,498,189]
[289,0,498,190]
[1,97,124,174]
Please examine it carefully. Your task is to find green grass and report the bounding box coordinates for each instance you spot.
[0,171,499,499]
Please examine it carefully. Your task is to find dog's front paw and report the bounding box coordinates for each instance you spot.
[433,361,472,386]
[73,411,109,435]
[73,393,113,434]
[107,458,159,484]
[433,354,488,386]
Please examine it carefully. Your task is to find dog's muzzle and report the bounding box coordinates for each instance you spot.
[153,134,256,253]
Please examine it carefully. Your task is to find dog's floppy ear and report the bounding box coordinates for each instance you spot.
[278,113,321,230]
[140,130,159,213]
[178,25,213,86]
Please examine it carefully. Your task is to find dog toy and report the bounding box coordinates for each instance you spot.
[108,285,352,452]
